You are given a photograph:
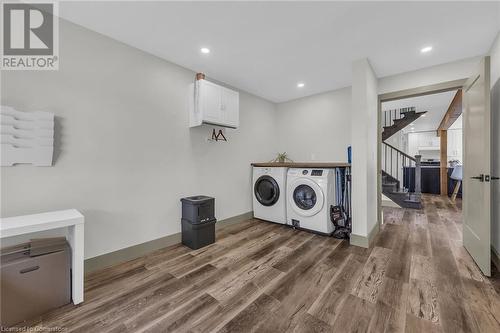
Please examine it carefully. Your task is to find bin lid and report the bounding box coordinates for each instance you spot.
[181,195,214,203]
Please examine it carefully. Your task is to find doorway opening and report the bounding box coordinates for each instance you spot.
[376,79,466,227]
[376,57,492,277]
[379,89,463,210]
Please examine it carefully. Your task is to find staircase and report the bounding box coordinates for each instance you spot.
[382,107,427,141]
[382,107,424,209]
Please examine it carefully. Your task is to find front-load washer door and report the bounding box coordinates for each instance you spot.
[290,178,324,217]
[254,175,280,206]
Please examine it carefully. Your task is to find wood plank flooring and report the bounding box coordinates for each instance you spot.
[18,195,500,332]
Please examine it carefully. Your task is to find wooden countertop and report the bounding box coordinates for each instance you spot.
[251,162,351,168]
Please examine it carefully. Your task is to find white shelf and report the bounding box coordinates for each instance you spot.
[1,209,85,304]
[1,209,83,237]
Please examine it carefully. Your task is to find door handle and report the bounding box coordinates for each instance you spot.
[20,265,40,274]
[471,174,485,182]
[492,176,500,180]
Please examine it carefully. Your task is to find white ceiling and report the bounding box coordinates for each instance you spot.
[382,90,457,133]
[59,1,500,103]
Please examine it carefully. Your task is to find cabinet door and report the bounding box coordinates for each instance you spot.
[200,80,222,123]
[221,87,239,128]
[408,133,418,156]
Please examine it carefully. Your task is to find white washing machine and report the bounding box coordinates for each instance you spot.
[286,168,336,235]
[253,167,287,224]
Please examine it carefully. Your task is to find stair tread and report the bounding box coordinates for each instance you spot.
[382,110,427,141]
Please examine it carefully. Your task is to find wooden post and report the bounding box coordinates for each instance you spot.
[440,130,448,196]
[415,154,422,200]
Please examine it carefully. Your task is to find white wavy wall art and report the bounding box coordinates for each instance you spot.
[1,105,54,166]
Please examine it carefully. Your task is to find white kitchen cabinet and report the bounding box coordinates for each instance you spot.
[189,79,239,128]
[447,128,463,163]
[407,131,441,160]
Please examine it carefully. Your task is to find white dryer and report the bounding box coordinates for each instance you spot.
[253,167,287,224]
[286,168,336,235]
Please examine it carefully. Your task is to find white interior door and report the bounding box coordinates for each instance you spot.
[463,56,491,276]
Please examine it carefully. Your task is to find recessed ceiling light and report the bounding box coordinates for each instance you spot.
[297,82,305,88]
[200,47,210,54]
[420,46,433,53]
[421,114,426,117]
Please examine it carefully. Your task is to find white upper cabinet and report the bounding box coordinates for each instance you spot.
[200,80,222,123]
[221,86,239,128]
[189,79,239,128]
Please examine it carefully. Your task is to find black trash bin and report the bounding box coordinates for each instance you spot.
[181,196,215,224]
[181,196,216,249]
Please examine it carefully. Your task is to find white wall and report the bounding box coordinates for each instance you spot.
[275,88,351,162]
[490,32,500,254]
[385,130,404,151]
[0,20,277,259]
[351,59,378,240]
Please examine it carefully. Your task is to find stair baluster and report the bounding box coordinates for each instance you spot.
[381,141,422,209]
[381,107,426,209]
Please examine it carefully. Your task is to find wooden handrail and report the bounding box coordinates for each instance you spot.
[382,142,416,161]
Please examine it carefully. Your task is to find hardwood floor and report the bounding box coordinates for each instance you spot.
[19,195,500,332]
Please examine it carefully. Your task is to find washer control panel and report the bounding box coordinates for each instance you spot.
[302,170,308,175]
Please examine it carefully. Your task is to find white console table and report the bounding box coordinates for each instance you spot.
[0,209,85,304]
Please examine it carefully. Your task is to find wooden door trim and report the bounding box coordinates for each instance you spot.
[379,78,467,103]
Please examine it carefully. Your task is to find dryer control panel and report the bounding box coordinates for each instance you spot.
[311,170,323,176]
[291,169,328,177]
